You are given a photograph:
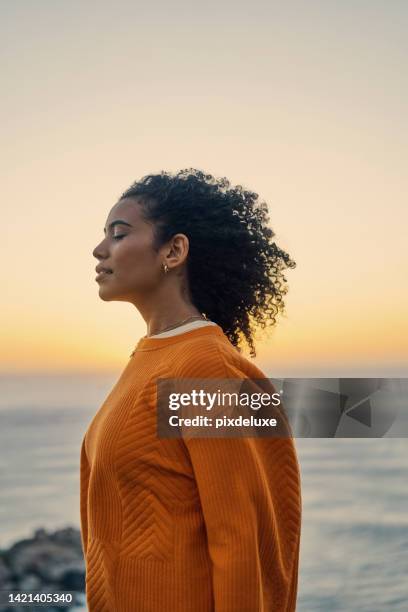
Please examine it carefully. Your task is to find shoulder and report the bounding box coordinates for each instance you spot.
[168,333,266,380]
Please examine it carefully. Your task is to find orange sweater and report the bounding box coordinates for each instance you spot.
[80,324,301,611]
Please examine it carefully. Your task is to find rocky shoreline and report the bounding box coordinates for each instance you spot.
[0,527,85,611]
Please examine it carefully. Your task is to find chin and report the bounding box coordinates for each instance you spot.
[98,287,131,302]
[98,288,117,301]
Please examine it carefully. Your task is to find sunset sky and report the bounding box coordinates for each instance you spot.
[1,1,407,376]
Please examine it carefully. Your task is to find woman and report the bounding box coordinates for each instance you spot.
[80,168,302,611]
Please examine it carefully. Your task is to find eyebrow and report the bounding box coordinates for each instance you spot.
[103,220,133,234]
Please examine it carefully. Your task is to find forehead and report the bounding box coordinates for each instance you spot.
[105,197,146,228]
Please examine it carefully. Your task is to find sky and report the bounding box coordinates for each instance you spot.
[1,0,407,376]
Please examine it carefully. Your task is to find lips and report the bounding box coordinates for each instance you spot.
[95,265,113,282]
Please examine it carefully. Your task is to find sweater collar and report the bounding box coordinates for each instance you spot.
[133,323,226,352]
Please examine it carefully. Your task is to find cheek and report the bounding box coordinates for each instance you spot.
[115,241,158,276]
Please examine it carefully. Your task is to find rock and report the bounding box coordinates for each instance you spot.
[61,568,86,591]
[50,528,82,552]
[33,528,48,541]
[7,540,82,582]
[0,526,85,612]
[0,557,12,583]
[18,572,41,591]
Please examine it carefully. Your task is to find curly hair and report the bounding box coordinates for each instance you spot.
[120,168,296,358]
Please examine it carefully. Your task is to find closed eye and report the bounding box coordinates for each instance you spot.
[113,235,126,241]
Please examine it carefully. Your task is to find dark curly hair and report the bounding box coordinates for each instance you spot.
[120,168,296,358]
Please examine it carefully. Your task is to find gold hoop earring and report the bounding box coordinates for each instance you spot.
[162,263,169,274]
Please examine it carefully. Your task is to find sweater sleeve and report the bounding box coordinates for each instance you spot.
[184,436,285,611]
[174,345,300,611]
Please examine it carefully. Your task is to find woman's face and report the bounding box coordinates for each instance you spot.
[92,197,163,302]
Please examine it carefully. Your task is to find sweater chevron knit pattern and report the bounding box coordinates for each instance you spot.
[80,324,302,611]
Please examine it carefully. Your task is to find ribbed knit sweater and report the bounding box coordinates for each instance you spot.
[80,324,301,611]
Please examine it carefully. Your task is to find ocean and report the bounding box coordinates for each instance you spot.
[0,374,407,611]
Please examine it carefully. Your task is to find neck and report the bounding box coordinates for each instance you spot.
[133,284,203,337]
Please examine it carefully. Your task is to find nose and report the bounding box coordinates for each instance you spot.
[92,238,109,260]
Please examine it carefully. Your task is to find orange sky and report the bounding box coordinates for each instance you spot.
[1,1,407,375]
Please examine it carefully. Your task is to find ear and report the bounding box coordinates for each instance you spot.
[163,233,190,270]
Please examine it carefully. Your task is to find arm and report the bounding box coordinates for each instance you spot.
[173,341,301,610]
[183,435,298,611]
